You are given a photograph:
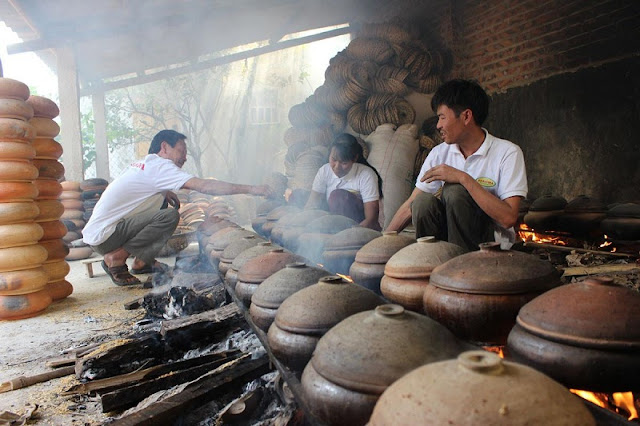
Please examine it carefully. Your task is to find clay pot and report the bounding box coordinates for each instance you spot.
[0,118,36,141]
[381,237,466,311]
[506,276,640,391]
[249,262,329,331]
[0,288,52,320]
[38,221,68,240]
[301,304,471,426]
[424,242,560,345]
[61,199,83,210]
[0,266,48,295]
[0,160,39,181]
[66,246,94,261]
[208,227,254,267]
[42,260,70,282]
[59,190,82,200]
[0,141,36,160]
[295,232,333,265]
[269,209,318,248]
[0,223,44,248]
[256,198,286,216]
[0,202,39,225]
[32,159,65,180]
[226,241,279,289]
[29,117,60,138]
[35,200,65,221]
[278,209,329,251]
[60,181,81,192]
[46,280,73,301]
[235,248,305,307]
[0,181,38,202]
[80,178,108,191]
[523,195,567,231]
[0,244,48,272]
[196,215,235,237]
[0,77,30,100]
[557,195,606,236]
[0,98,33,121]
[26,96,60,119]
[322,227,382,275]
[251,214,268,237]
[261,205,301,239]
[350,231,415,295]
[38,239,69,262]
[34,179,63,200]
[369,350,595,426]
[218,235,265,276]
[600,203,640,241]
[267,276,383,371]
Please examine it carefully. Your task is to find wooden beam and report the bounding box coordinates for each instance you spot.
[562,263,640,277]
[91,91,110,179]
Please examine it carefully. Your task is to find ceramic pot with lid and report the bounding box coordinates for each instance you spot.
[262,205,301,238]
[322,227,381,275]
[523,195,567,231]
[267,276,383,371]
[600,203,640,241]
[249,262,329,331]
[204,225,240,260]
[225,241,279,289]
[516,198,532,227]
[235,248,305,307]
[381,236,466,311]
[349,231,415,295]
[279,209,329,251]
[208,228,255,267]
[218,235,265,276]
[251,214,268,237]
[506,276,640,391]
[557,195,607,237]
[301,304,471,426]
[369,350,595,426]
[269,208,309,247]
[424,242,560,345]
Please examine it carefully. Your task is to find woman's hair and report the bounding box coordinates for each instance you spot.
[330,133,383,196]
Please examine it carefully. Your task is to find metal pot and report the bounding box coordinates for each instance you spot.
[369,350,595,426]
[322,227,381,275]
[301,304,471,426]
[424,242,561,345]
[506,276,640,391]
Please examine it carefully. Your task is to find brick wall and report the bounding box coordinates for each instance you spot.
[448,0,640,93]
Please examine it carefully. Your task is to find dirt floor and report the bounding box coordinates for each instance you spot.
[0,254,171,425]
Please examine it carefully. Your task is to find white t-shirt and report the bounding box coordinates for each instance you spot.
[415,130,528,247]
[311,163,380,203]
[82,154,193,246]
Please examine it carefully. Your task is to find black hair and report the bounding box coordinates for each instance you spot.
[430,79,490,126]
[148,130,187,154]
[330,133,383,197]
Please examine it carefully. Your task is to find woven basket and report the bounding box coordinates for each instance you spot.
[158,226,196,257]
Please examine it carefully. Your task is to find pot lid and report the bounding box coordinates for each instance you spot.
[237,248,305,284]
[429,242,560,294]
[304,214,357,234]
[274,276,383,334]
[220,235,265,263]
[211,228,256,251]
[369,351,595,426]
[200,218,237,237]
[256,199,285,216]
[266,205,300,221]
[324,226,381,251]
[528,195,567,212]
[354,231,416,264]
[384,237,467,279]
[564,195,607,213]
[515,277,640,349]
[230,242,279,272]
[251,262,330,309]
[518,198,532,213]
[280,209,329,229]
[607,203,640,218]
[207,225,241,245]
[311,304,468,395]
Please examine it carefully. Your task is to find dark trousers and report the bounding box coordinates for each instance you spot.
[328,189,365,223]
[92,208,180,266]
[411,183,494,251]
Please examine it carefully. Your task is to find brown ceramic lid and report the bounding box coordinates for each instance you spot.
[311,304,467,394]
[220,235,265,263]
[369,351,595,426]
[564,195,606,213]
[516,277,640,349]
[211,228,256,251]
[256,199,285,215]
[230,242,279,272]
[384,236,467,279]
[304,215,357,234]
[274,276,383,334]
[429,242,560,295]
[354,231,415,264]
[237,248,305,284]
[324,226,382,251]
[251,262,330,309]
[528,195,567,211]
[266,205,300,221]
[207,225,240,245]
[607,203,640,218]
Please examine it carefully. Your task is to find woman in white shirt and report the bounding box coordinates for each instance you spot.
[305,134,383,230]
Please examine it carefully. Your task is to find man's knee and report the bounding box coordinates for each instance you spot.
[441,183,472,206]
[411,192,439,221]
[159,208,180,227]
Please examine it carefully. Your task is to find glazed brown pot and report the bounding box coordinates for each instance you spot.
[249,262,329,331]
[369,350,595,426]
[424,242,560,345]
[235,248,305,307]
[349,231,415,295]
[301,304,471,426]
[225,242,279,289]
[557,195,606,236]
[506,276,640,391]
[600,203,640,241]
[218,235,265,276]
[267,276,383,371]
[322,227,381,275]
[381,236,466,311]
[523,194,567,231]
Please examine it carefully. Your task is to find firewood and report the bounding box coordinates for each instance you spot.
[523,242,638,258]
[562,263,640,277]
[45,355,76,368]
[0,366,75,393]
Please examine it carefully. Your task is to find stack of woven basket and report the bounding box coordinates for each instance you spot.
[0,78,53,319]
[28,95,73,302]
[60,181,84,243]
[80,178,108,223]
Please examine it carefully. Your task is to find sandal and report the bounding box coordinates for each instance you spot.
[131,262,170,275]
[101,261,141,286]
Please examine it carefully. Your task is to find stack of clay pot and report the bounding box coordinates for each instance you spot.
[80,178,108,223]
[225,241,280,289]
[60,181,84,243]
[0,78,52,319]
[296,215,357,265]
[28,95,72,302]
[322,226,381,275]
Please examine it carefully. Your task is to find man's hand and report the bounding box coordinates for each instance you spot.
[420,164,467,185]
[250,184,274,198]
[165,191,181,209]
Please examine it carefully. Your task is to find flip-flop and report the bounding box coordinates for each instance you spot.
[101,261,141,286]
[131,262,170,275]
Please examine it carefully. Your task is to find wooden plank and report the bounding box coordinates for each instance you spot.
[562,264,640,277]
[523,242,637,258]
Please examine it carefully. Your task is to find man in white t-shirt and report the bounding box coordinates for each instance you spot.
[83,130,272,286]
[386,80,528,251]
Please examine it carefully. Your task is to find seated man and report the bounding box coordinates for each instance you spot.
[82,129,272,286]
[386,79,528,251]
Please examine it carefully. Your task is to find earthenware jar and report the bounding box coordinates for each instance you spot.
[349,231,415,295]
[235,248,305,307]
[506,276,640,391]
[262,205,300,239]
[269,208,307,246]
[279,209,329,251]
[523,194,567,231]
[208,228,255,267]
[301,304,471,426]
[249,262,329,331]
[557,195,606,237]
[251,214,268,237]
[204,225,240,260]
[218,235,265,276]
[368,350,595,426]
[516,198,532,227]
[296,215,357,263]
[600,203,640,241]
[424,242,560,345]
[322,227,381,275]
[381,237,466,311]
[267,276,383,371]
[226,241,279,289]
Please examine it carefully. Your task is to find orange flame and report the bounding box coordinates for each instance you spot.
[518,226,568,245]
[482,346,504,358]
[336,273,353,283]
[613,392,639,420]
[571,390,639,420]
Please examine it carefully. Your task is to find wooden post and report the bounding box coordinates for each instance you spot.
[92,91,110,179]
[56,46,84,182]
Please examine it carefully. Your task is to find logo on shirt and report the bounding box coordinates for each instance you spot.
[476,177,496,187]
[131,162,145,171]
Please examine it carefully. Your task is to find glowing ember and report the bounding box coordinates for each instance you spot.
[482,346,504,358]
[336,273,353,283]
[571,390,639,420]
[518,226,568,245]
[571,390,606,408]
[613,392,639,420]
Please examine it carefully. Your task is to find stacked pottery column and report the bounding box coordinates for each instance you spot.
[27,95,73,302]
[0,78,51,320]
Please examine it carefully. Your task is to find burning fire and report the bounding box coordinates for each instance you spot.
[336,273,353,283]
[570,390,639,421]
[599,235,617,252]
[518,224,568,245]
[482,346,504,358]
